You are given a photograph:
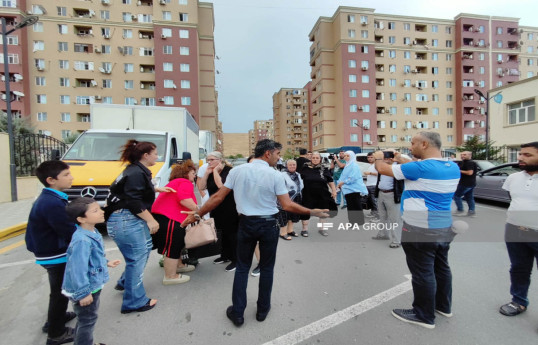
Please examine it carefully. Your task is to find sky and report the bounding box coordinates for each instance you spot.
[210,0,538,133]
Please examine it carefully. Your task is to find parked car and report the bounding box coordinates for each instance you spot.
[474,163,520,203]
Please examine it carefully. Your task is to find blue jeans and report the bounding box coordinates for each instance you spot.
[401,223,453,324]
[232,216,279,317]
[107,210,153,311]
[453,185,475,212]
[73,290,101,345]
[505,223,538,308]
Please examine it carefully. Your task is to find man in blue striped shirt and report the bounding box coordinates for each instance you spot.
[373,132,460,329]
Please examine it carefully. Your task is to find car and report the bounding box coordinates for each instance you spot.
[474,163,521,203]
[229,158,248,167]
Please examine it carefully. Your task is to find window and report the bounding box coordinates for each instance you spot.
[58,24,68,35]
[390,93,397,101]
[446,53,453,61]
[102,79,112,88]
[122,12,132,22]
[361,46,368,53]
[140,47,154,56]
[496,81,503,87]
[389,50,396,58]
[350,134,358,142]
[181,80,190,89]
[446,67,452,75]
[388,22,395,30]
[389,64,396,73]
[446,81,452,88]
[348,44,356,53]
[163,45,173,54]
[180,46,190,55]
[447,108,454,115]
[37,95,46,104]
[404,51,411,59]
[179,29,189,38]
[389,79,396,87]
[390,107,397,115]
[432,108,439,115]
[404,107,411,115]
[528,33,534,40]
[361,75,369,83]
[124,80,134,89]
[348,15,355,23]
[180,63,190,72]
[123,29,132,38]
[100,10,110,20]
[497,27,503,35]
[33,22,43,32]
[124,97,136,105]
[348,59,356,68]
[527,46,534,53]
[179,0,188,4]
[35,77,46,86]
[33,41,44,51]
[181,97,191,105]
[404,23,410,31]
[432,67,439,75]
[349,75,357,83]
[388,36,395,44]
[497,40,503,48]
[361,61,369,69]
[61,113,71,122]
[403,37,411,45]
[391,135,398,143]
[432,53,438,61]
[179,13,188,22]
[362,105,370,112]
[162,28,172,38]
[432,25,438,33]
[447,135,453,143]
[163,62,173,71]
[78,114,90,123]
[432,80,439,88]
[363,134,371,142]
[60,95,70,104]
[57,6,67,16]
[350,105,358,112]
[478,25,485,33]
[59,78,70,87]
[163,11,172,20]
[446,94,453,101]
[362,90,369,98]
[163,96,174,105]
[447,122,453,129]
[508,100,535,124]
[361,30,368,39]
[58,42,68,51]
[349,89,357,97]
[360,15,368,24]
[37,112,47,121]
[123,63,133,73]
[479,53,485,61]
[348,29,356,38]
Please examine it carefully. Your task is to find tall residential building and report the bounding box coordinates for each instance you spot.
[248,119,273,154]
[273,86,310,156]
[308,7,538,151]
[222,132,249,157]
[0,0,219,140]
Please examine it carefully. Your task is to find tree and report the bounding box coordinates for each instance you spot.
[0,115,34,135]
[456,136,505,161]
[282,148,295,160]
[63,132,81,144]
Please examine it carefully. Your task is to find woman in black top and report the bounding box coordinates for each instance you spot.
[197,151,239,272]
[300,152,337,237]
[106,140,173,314]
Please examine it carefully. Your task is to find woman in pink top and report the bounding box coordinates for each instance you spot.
[151,160,198,285]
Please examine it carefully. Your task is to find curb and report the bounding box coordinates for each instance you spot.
[0,223,27,242]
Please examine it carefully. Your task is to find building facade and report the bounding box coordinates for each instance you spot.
[272,86,310,156]
[0,0,219,140]
[308,7,538,152]
[222,132,249,158]
[248,119,273,154]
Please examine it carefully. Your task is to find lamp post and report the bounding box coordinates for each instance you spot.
[474,89,501,160]
[2,15,39,202]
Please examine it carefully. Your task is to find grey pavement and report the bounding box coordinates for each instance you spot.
[0,197,35,230]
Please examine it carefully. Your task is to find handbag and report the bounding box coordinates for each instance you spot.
[184,218,218,249]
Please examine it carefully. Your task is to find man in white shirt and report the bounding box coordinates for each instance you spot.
[364,153,379,220]
[499,142,538,321]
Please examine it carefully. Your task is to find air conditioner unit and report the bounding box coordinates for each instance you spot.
[469,41,474,46]
[161,34,167,39]
[159,0,166,4]
[158,98,165,102]
[381,137,386,142]
[94,48,101,53]
[103,34,110,39]
[380,109,385,113]
[411,69,418,73]
[361,21,367,26]
[133,100,138,104]
[137,0,142,5]
[102,0,110,4]
[412,124,418,128]
[95,95,102,100]
[412,40,417,45]
[131,15,138,20]
[367,141,373,145]
[358,106,363,111]
[37,66,44,71]
[469,27,473,32]
[361,66,367,71]
[469,95,474,100]
[400,137,406,141]
[478,100,485,104]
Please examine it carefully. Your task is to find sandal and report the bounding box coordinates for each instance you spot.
[288,231,299,237]
[121,299,157,314]
[279,234,292,241]
[389,243,400,248]
[499,302,526,316]
[301,230,309,237]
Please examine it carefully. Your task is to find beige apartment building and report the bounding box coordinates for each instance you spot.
[248,119,273,154]
[222,132,249,157]
[0,0,219,140]
[488,75,537,162]
[272,86,310,156]
[308,7,538,152]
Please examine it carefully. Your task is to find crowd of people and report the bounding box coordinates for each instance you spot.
[23,134,538,344]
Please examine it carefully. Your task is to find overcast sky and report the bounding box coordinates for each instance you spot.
[210,0,538,133]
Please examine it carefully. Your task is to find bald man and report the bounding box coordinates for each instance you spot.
[453,151,478,217]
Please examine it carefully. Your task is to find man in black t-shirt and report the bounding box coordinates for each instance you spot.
[295,148,311,173]
[453,151,478,217]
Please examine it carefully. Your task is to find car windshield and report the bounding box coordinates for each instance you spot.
[63,133,166,161]
[483,165,521,176]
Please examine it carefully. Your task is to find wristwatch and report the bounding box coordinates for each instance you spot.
[193,212,201,220]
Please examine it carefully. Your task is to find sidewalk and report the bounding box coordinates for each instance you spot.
[0,198,35,237]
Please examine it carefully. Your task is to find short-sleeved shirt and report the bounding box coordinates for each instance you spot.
[366,164,378,186]
[296,157,310,172]
[197,163,208,178]
[332,159,346,181]
[458,160,478,187]
[392,159,460,229]
[503,171,538,229]
[224,159,288,216]
[151,178,197,223]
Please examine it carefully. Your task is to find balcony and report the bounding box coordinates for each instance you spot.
[140,81,155,90]
[415,24,427,32]
[139,30,154,39]
[463,38,475,47]
[375,35,384,43]
[140,65,155,73]
[463,66,474,74]
[375,49,384,58]
[375,64,384,72]
[75,26,93,37]
[376,78,385,86]
[415,52,427,60]
[462,53,474,60]
[74,8,94,18]
[463,24,475,33]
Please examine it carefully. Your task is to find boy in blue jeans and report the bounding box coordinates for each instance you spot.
[26,161,76,345]
[63,197,120,345]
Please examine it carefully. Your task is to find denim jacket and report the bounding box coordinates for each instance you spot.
[62,225,109,301]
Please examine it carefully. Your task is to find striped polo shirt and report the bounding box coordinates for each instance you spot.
[392,158,460,229]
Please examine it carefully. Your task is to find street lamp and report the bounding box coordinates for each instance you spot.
[2,15,39,201]
[474,89,501,160]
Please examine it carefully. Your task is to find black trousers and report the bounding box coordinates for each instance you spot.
[43,263,70,338]
[344,192,365,226]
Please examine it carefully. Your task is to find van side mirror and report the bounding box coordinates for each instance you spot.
[51,149,61,160]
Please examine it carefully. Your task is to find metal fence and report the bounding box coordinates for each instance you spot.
[14,134,68,176]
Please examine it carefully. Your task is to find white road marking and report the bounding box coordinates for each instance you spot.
[0,247,119,269]
[263,275,412,345]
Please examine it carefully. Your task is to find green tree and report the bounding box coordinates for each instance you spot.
[282,148,295,160]
[0,115,34,135]
[63,132,81,144]
[456,136,505,161]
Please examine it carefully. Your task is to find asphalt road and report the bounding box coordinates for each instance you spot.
[1,201,537,345]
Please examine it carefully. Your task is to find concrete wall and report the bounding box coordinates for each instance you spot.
[223,133,250,157]
[0,133,41,203]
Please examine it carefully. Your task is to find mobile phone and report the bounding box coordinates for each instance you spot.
[383,151,395,159]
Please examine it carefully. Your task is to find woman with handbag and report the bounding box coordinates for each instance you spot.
[278,159,304,240]
[197,151,240,272]
[336,151,368,227]
[151,160,198,285]
[300,152,337,237]
[106,140,173,314]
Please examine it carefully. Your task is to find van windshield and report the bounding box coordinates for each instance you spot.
[63,133,166,161]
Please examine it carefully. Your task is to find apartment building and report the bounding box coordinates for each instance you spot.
[308,7,538,152]
[222,132,249,157]
[272,86,310,156]
[0,0,219,140]
[248,119,273,154]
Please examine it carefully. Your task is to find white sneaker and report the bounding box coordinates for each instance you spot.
[176,264,195,273]
[163,274,190,285]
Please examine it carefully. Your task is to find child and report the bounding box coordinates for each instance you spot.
[25,160,77,345]
[62,197,120,345]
